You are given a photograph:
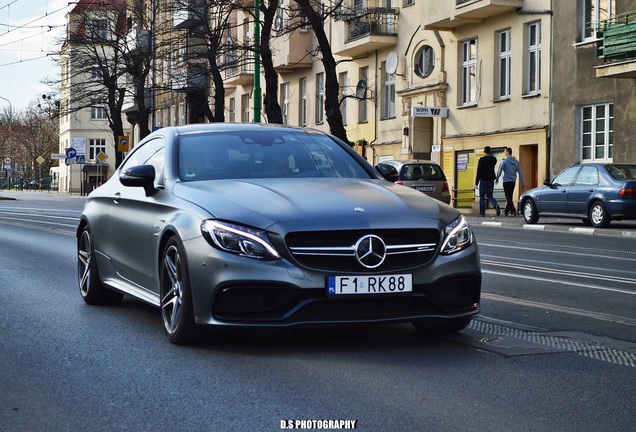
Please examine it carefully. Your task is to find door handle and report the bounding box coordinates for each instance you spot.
[112,192,121,204]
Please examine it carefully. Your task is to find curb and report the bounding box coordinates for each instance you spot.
[463,214,636,239]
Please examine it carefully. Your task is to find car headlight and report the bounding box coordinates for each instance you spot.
[440,215,473,255]
[201,220,281,260]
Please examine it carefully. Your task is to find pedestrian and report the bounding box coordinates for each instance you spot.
[475,146,500,217]
[496,147,525,216]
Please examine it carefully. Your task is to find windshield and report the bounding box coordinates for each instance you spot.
[178,131,371,181]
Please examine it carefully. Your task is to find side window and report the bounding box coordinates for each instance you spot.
[120,138,165,186]
[552,167,579,187]
[574,166,598,186]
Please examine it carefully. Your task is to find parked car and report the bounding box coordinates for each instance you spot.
[518,163,636,228]
[375,160,451,204]
[77,124,481,344]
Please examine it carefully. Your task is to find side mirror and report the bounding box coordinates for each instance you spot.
[375,163,399,183]
[120,164,156,196]
[543,179,551,187]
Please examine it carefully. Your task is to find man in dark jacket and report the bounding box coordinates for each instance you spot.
[475,146,500,217]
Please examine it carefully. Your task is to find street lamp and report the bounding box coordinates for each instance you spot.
[0,95,12,190]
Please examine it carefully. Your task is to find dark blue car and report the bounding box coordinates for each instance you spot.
[518,163,636,228]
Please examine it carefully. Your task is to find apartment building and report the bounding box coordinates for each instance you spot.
[59,0,132,194]
[65,0,634,207]
[551,0,636,175]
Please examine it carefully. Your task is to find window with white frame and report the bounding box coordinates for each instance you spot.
[229,97,236,123]
[316,72,325,124]
[241,94,250,123]
[414,45,435,78]
[497,29,511,100]
[280,82,290,125]
[383,64,396,118]
[461,38,478,105]
[580,102,613,161]
[90,19,108,40]
[89,138,106,160]
[299,77,307,126]
[90,65,103,81]
[582,0,615,41]
[526,22,541,95]
[339,72,348,125]
[358,67,368,123]
[91,100,107,120]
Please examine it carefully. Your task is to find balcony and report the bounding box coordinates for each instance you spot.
[272,28,314,72]
[332,8,398,57]
[224,58,255,86]
[595,11,636,79]
[425,0,524,31]
[122,86,152,114]
[173,1,206,29]
[171,64,208,92]
[125,26,150,56]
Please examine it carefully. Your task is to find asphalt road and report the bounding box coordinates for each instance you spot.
[0,191,635,431]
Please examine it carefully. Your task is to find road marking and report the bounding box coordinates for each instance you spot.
[481,293,636,325]
[482,269,636,295]
[481,259,636,286]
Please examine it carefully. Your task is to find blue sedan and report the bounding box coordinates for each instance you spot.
[518,163,636,228]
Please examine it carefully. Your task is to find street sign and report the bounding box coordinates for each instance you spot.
[51,154,65,160]
[36,156,45,165]
[66,148,77,158]
[3,156,11,165]
[75,155,86,165]
[97,151,108,163]
[65,157,76,166]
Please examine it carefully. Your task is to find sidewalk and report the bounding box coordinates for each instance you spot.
[459,208,636,239]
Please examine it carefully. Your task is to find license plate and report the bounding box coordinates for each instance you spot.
[328,274,413,295]
[413,185,434,192]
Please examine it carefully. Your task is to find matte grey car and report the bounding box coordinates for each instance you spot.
[77,124,481,344]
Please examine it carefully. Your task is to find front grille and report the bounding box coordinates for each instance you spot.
[286,229,440,272]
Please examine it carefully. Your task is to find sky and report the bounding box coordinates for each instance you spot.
[0,0,75,113]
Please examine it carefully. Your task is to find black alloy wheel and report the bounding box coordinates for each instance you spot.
[160,236,201,345]
[77,226,123,305]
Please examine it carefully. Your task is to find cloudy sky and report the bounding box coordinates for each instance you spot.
[0,0,74,112]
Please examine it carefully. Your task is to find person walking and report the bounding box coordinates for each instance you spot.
[475,146,500,217]
[496,147,525,216]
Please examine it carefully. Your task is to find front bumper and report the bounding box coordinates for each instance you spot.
[185,236,481,327]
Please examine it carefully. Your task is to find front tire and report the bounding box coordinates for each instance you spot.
[77,226,123,305]
[160,236,201,345]
[589,201,610,228]
[522,199,539,224]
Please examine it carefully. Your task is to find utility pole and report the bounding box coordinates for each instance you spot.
[253,0,261,122]
[0,96,12,190]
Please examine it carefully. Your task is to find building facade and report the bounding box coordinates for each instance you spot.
[66,0,635,207]
[59,0,131,194]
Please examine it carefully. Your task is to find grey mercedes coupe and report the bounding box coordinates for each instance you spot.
[77,124,481,344]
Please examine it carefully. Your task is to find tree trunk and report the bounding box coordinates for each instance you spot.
[294,0,349,144]
[260,0,283,124]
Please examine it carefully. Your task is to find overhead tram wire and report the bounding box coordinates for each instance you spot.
[0,2,70,40]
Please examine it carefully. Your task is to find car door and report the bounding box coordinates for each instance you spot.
[106,138,165,292]
[538,166,580,214]
[567,165,599,217]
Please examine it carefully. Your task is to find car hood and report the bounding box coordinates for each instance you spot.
[172,178,456,231]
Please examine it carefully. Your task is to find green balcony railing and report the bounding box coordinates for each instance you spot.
[596,11,636,61]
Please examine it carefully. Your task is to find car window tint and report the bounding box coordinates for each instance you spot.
[574,166,598,186]
[552,166,579,187]
[607,164,636,180]
[178,131,371,181]
[403,164,443,181]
